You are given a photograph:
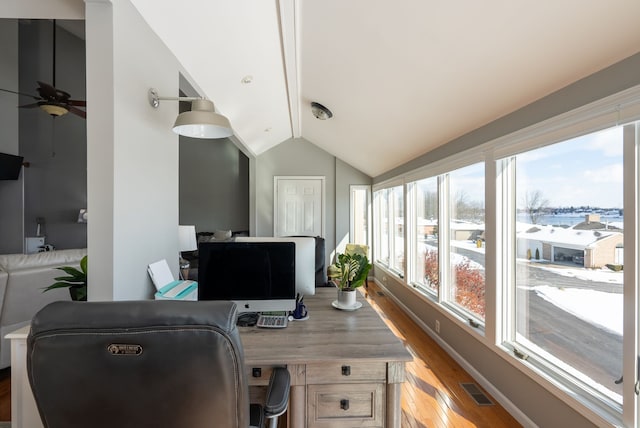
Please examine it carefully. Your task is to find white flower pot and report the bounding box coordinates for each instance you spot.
[337,289,357,308]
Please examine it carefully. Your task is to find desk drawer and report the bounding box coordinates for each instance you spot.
[308,383,384,427]
[246,365,277,386]
[307,362,386,384]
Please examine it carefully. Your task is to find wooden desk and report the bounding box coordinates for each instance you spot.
[241,288,411,427]
[8,288,410,428]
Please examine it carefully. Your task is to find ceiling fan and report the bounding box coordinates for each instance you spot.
[0,20,86,119]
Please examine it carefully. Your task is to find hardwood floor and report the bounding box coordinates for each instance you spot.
[0,285,521,427]
[361,281,521,428]
[0,367,9,422]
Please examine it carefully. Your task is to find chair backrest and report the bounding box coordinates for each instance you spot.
[27,300,249,428]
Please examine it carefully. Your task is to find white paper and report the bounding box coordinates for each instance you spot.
[147,259,174,291]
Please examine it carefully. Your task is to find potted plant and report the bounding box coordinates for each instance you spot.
[43,255,88,301]
[333,252,371,308]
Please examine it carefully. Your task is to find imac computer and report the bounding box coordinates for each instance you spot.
[235,237,316,297]
[198,241,296,313]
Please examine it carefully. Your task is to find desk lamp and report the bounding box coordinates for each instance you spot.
[178,225,197,280]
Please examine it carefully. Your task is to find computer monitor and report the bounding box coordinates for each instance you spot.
[235,236,316,297]
[198,241,296,313]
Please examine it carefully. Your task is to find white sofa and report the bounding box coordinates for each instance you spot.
[0,248,86,368]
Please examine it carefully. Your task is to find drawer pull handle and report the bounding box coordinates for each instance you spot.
[341,365,351,376]
[340,399,350,410]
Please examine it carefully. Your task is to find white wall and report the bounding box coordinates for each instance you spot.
[0,0,84,19]
[86,0,181,300]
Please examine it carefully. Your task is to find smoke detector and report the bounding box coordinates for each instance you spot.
[310,102,333,120]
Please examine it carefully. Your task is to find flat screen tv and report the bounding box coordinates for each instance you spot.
[198,241,296,313]
[0,152,24,180]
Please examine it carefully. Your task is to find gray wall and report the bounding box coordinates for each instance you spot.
[0,19,86,254]
[179,137,249,233]
[255,137,372,269]
[372,52,640,427]
[0,20,22,254]
[19,20,87,251]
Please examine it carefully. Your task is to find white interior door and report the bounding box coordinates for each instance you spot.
[274,176,325,237]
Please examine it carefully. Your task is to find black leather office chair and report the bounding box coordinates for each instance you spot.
[27,300,289,428]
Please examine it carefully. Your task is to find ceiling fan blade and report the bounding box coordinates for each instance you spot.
[67,99,86,107]
[18,102,41,109]
[67,105,86,119]
[36,81,58,99]
[0,87,40,100]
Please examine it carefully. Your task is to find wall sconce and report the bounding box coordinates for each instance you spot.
[148,88,233,139]
[77,209,88,223]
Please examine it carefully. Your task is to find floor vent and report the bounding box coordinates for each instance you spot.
[376,291,385,297]
[460,383,494,406]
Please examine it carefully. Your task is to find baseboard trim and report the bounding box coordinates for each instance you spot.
[373,278,538,428]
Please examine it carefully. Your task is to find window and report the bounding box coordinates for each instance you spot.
[505,126,624,404]
[374,185,405,275]
[447,163,485,319]
[374,189,389,265]
[350,185,371,255]
[391,186,405,274]
[372,85,640,425]
[408,176,439,295]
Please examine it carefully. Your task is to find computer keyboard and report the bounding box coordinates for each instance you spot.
[256,314,288,328]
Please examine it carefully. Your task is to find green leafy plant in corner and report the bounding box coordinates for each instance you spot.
[334,253,372,291]
[43,255,88,301]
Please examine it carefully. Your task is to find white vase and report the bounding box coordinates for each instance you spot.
[337,289,357,307]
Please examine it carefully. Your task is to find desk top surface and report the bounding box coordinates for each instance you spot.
[239,287,411,365]
[7,288,412,365]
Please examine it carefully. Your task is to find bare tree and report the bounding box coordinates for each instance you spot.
[453,190,484,222]
[523,190,549,224]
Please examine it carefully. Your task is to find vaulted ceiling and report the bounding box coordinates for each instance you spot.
[8,1,640,177]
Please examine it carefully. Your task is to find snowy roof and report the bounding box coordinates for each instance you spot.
[517,224,619,247]
[450,220,485,231]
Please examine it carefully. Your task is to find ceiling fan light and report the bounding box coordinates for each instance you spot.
[172,99,233,139]
[39,103,69,117]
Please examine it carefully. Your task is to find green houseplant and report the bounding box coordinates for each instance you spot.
[333,252,371,309]
[43,255,88,301]
[335,252,372,291]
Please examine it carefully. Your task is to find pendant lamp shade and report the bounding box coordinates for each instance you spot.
[173,99,233,139]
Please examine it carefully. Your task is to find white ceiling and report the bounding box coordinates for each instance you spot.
[132,1,640,176]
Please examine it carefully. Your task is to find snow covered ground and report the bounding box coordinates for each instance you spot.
[453,239,624,336]
[532,285,622,335]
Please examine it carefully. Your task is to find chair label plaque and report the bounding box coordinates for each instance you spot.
[107,344,143,356]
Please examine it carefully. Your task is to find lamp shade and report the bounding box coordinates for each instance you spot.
[173,99,233,139]
[178,225,198,252]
